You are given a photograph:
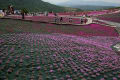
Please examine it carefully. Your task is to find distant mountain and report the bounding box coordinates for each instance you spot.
[68,5,115,11]
[58,0,120,10]
[58,0,120,6]
[109,7,120,9]
[0,0,82,12]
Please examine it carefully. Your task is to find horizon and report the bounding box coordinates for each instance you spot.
[43,0,120,4]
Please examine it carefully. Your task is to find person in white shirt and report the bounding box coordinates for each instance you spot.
[0,11,5,17]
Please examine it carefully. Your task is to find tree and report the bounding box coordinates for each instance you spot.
[21,8,29,15]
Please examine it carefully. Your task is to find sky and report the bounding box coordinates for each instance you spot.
[43,0,120,4]
[43,0,69,4]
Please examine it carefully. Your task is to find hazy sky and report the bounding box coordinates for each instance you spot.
[43,0,120,4]
[43,0,69,4]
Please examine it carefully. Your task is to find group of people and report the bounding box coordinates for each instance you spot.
[54,13,73,23]
[1,7,89,24]
[53,12,89,24]
[54,16,88,24]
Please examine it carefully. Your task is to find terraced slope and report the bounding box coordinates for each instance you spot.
[0,33,120,80]
[0,19,120,80]
[0,19,118,36]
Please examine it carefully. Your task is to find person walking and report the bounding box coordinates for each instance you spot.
[54,13,58,23]
[84,18,88,24]
[60,17,63,22]
[81,19,84,24]
[54,13,57,16]
[69,18,72,23]
[21,10,25,19]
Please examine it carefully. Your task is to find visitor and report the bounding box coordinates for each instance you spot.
[54,16,57,23]
[69,18,72,23]
[44,11,48,16]
[74,13,76,16]
[84,18,88,24]
[54,13,57,17]
[81,19,84,24]
[60,17,63,22]
[54,13,59,23]
[0,11,4,17]
[46,12,48,16]
[33,13,35,16]
[21,10,25,19]
[2,9,5,16]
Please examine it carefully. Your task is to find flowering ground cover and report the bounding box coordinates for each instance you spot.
[0,33,120,80]
[0,19,118,37]
[0,19,120,80]
[97,12,120,23]
[58,9,118,16]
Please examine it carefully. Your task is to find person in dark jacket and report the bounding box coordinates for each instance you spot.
[69,18,72,23]
[60,17,63,22]
[21,10,25,19]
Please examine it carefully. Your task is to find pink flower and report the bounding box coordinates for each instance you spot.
[49,70,54,73]
[100,78,105,80]
[113,77,117,80]
[25,55,30,59]
[36,66,41,70]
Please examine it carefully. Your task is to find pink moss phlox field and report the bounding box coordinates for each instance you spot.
[97,12,120,23]
[1,9,120,80]
[5,15,119,36]
[0,33,120,79]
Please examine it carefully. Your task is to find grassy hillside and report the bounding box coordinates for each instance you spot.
[0,19,120,80]
[0,0,81,12]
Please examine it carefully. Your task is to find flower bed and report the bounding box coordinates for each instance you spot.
[58,9,117,16]
[0,33,120,80]
[0,19,119,36]
[97,13,120,23]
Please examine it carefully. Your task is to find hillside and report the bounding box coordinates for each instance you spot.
[0,18,120,80]
[0,0,81,12]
